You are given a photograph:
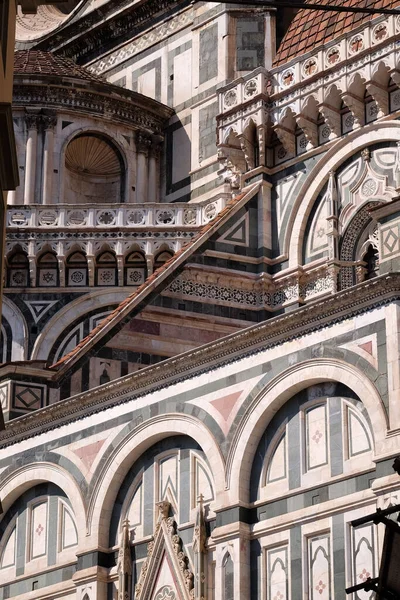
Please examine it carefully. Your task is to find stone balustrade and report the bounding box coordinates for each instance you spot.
[6,198,227,230]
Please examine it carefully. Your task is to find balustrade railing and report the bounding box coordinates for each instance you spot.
[6,199,226,229]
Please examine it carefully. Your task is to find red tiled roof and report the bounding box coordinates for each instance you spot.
[273,0,400,67]
[51,184,261,373]
[14,50,106,84]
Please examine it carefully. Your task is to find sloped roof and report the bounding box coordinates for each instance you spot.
[14,49,107,84]
[273,0,399,67]
[51,184,261,376]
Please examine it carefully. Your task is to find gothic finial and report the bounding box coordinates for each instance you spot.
[193,494,207,554]
[156,500,171,519]
[361,147,371,163]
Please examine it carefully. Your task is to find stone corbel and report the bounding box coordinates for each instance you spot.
[318,104,341,138]
[389,69,400,87]
[87,255,95,287]
[295,115,318,148]
[239,133,255,171]
[274,124,295,155]
[366,82,388,117]
[341,93,365,127]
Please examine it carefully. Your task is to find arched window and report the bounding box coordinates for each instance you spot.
[362,244,379,281]
[154,250,173,270]
[96,251,117,286]
[64,133,125,204]
[66,252,88,287]
[37,251,59,287]
[125,251,147,286]
[7,250,29,288]
[0,484,78,578]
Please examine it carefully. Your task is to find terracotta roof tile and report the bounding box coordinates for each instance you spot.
[51,188,259,371]
[14,50,106,84]
[273,0,399,67]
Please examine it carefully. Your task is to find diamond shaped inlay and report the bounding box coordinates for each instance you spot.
[383,229,398,253]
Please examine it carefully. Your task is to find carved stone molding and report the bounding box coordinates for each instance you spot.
[14,84,172,134]
[274,125,295,155]
[135,502,194,600]
[341,93,365,128]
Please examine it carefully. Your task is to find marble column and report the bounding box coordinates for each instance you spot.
[42,114,57,205]
[135,132,151,203]
[24,113,39,205]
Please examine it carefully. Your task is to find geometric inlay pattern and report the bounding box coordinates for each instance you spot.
[217,213,249,247]
[24,300,58,324]
[380,221,400,259]
[13,384,43,411]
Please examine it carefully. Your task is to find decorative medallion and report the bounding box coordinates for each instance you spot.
[361,178,378,198]
[67,210,87,226]
[281,70,295,87]
[244,79,258,98]
[156,210,175,225]
[349,35,364,54]
[204,203,217,221]
[9,211,28,226]
[38,211,58,226]
[126,210,146,225]
[372,23,388,43]
[97,210,116,225]
[326,47,340,66]
[183,208,196,225]
[224,89,237,108]
[303,58,317,78]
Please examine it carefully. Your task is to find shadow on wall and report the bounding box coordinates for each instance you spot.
[165,119,192,199]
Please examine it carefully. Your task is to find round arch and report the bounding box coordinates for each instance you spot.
[89,414,226,547]
[287,122,400,267]
[227,358,388,505]
[1,297,28,361]
[31,289,128,360]
[0,463,86,543]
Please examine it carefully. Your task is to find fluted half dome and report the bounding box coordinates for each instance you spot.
[65,135,121,177]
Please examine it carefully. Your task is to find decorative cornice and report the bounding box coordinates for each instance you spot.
[0,273,398,447]
[13,82,173,133]
[33,0,190,63]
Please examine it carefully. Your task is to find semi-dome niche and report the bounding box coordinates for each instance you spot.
[64,133,125,204]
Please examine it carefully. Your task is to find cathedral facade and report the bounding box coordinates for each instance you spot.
[1,1,400,599]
